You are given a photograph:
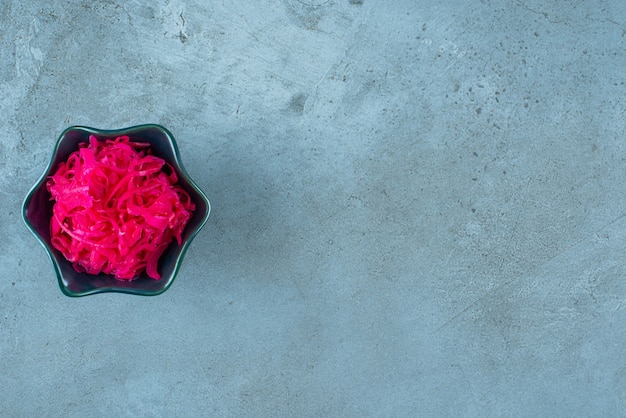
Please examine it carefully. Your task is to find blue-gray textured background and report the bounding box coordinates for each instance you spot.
[1,0,625,416]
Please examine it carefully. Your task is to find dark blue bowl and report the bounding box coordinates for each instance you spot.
[22,124,210,297]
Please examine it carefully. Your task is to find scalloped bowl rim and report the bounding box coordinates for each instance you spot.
[22,124,210,297]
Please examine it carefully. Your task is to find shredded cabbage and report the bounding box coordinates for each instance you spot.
[46,135,195,280]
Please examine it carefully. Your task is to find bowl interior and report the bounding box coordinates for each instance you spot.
[22,125,210,296]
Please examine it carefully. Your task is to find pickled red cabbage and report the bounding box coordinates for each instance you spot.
[46,135,195,281]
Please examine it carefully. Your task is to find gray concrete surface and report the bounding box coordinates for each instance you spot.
[1,0,625,416]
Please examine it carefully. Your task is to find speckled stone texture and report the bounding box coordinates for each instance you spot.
[1,1,625,416]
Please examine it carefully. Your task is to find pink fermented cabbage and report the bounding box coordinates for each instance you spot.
[46,135,195,281]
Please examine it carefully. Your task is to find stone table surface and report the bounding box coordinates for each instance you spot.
[1,0,625,416]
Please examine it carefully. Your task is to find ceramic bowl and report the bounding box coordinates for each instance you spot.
[22,124,210,297]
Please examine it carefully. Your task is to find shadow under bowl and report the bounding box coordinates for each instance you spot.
[22,124,210,297]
